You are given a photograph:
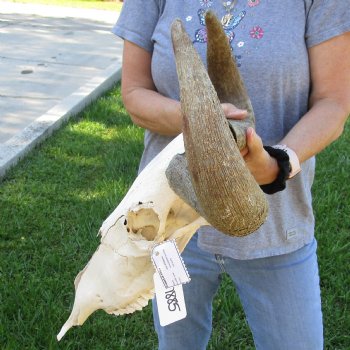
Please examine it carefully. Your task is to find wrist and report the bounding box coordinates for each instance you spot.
[260,146,290,194]
[258,156,279,185]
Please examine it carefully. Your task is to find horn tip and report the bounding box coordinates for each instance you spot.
[171,18,185,43]
[205,10,221,27]
[171,18,183,32]
[205,10,216,20]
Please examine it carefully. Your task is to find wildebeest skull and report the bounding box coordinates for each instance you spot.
[57,12,268,340]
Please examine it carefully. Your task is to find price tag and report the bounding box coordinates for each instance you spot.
[151,240,190,288]
[154,273,187,326]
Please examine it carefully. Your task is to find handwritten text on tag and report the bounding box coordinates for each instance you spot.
[154,273,187,326]
[151,240,190,288]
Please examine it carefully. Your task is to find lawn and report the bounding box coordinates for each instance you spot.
[0,85,349,349]
[5,0,123,11]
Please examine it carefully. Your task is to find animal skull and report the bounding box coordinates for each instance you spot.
[57,12,268,340]
[57,134,208,340]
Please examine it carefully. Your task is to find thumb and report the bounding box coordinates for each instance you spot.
[246,127,263,153]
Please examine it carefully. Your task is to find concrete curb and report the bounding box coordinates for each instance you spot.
[0,62,122,179]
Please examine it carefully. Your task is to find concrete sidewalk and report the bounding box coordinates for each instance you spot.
[0,1,123,178]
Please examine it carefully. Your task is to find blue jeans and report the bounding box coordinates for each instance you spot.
[153,234,323,349]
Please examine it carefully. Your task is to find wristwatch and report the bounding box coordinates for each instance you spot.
[272,145,301,179]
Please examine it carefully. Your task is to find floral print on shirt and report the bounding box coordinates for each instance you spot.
[192,0,264,65]
[250,25,264,39]
[193,8,246,46]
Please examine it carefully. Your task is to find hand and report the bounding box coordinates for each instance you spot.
[221,102,249,154]
[242,128,279,185]
[221,104,278,184]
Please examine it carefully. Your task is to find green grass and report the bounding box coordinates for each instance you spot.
[0,85,349,349]
[6,0,123,11]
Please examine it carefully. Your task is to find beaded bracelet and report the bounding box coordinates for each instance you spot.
[260,146,290,195]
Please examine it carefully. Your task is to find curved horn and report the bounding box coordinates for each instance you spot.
[206,11,255,150]
[171,18,268,236]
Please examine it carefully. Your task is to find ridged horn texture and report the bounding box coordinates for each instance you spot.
[206,11,255,150]
[171,18,268,236]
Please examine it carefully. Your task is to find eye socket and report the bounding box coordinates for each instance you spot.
[127,208,160,241]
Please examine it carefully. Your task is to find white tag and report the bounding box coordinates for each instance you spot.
[151,240,190,288]
[154,273,187,326]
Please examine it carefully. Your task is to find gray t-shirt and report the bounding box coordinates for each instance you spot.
[113,0,350,259]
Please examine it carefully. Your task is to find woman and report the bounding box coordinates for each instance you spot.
[113,1,350,349]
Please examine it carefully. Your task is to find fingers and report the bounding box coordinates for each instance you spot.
[222,103,247,120]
